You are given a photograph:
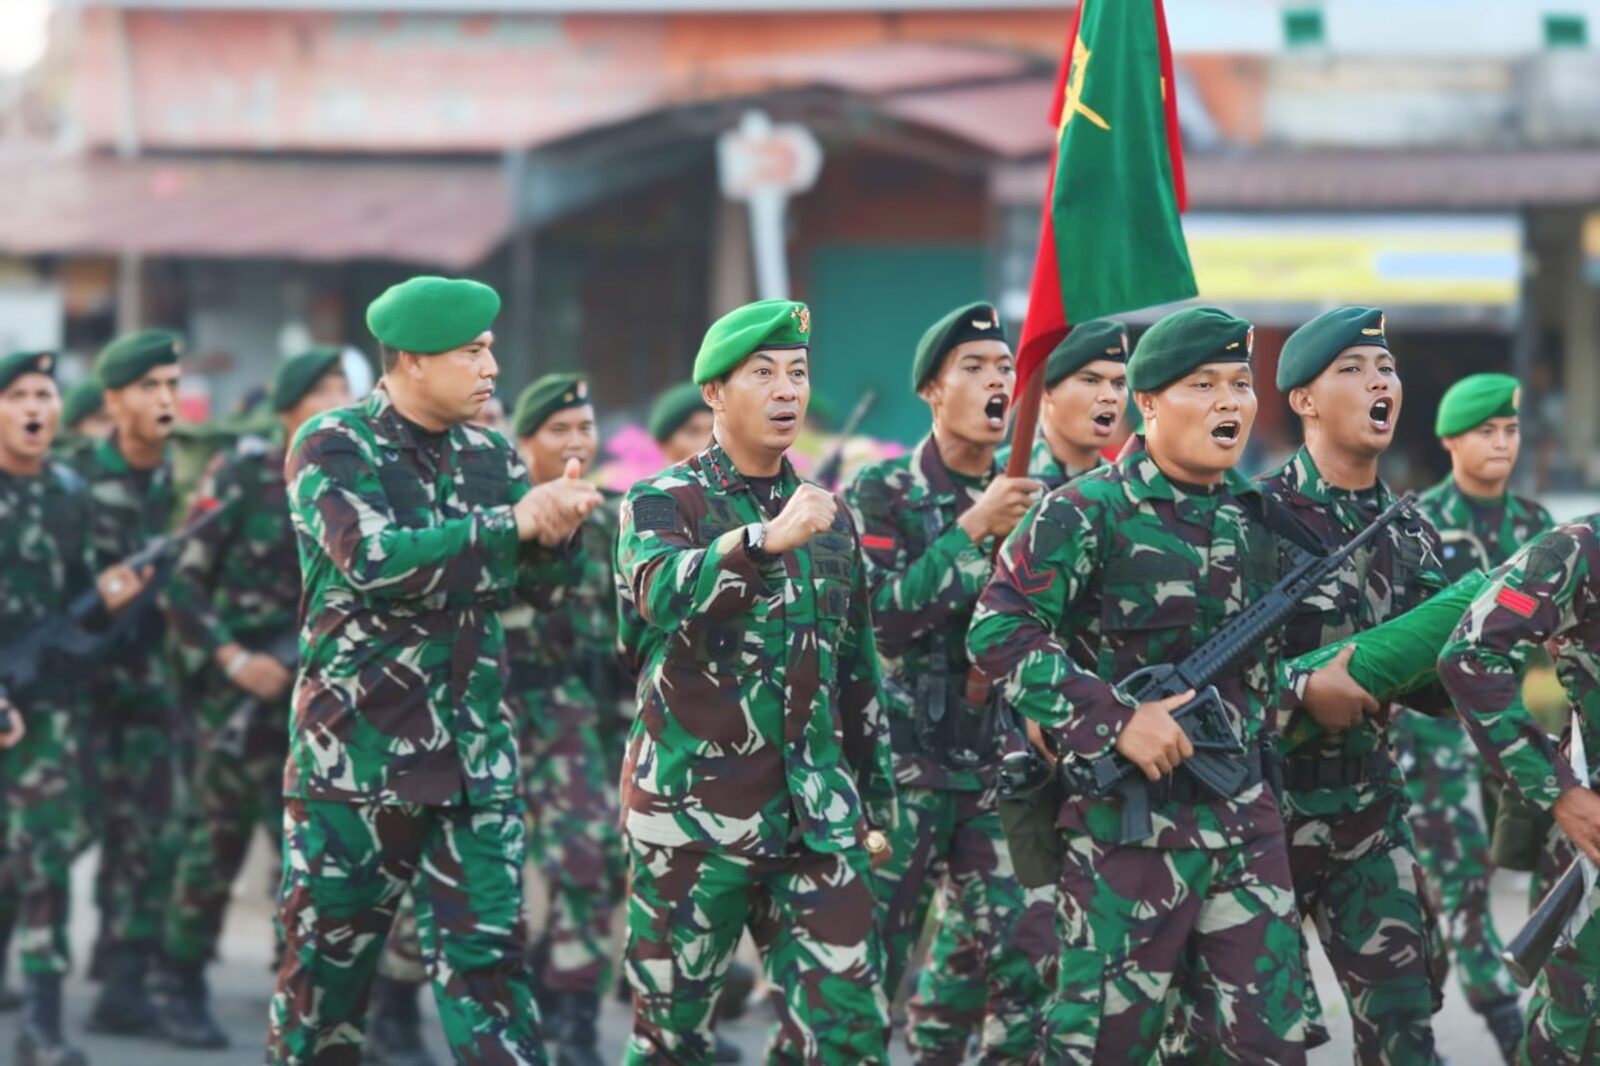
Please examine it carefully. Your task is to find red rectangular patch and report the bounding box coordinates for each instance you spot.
[1495,587,1539,618]
[861,535,896,551]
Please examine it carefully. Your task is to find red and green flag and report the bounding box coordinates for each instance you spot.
[1014,0,1198,391]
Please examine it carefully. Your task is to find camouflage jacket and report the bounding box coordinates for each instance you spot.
[614,440,894,858]
[0,464,95,703]
[161,439,300,669]
[285,385,581,807]
[845,434,1011,791]
[1439,517,1600,811]
[1259,447,1449,812]
[967,448,1286,849]
[995,435,1105,492]
[1417,475,1554,582]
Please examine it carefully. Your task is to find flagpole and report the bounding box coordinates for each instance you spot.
[1003,367,1047,481]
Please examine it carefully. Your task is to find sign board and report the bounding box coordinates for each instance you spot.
[717,110,822,202]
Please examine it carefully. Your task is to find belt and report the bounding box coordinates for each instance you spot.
[1281,750,1392,792]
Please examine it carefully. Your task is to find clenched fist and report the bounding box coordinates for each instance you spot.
[1302,645,1379,733]
[763,484,838,554]
[515,457,603,546]
[0,700,23,750]
[959,476,1043,543]
[1553,786,1600,868]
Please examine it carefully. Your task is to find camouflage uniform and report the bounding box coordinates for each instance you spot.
[0,463,95,976]
[844,436,1054,1063]
[73,432,183,952]
[268,385,580,1065]
[1438,518,1600,1065]
[1261,446,1448,1064]
[1393,477,1552,1014]
[968,449,1306,1065]
[614,441,895,1066]
[995,436,1104,493]
[504,499,627,995]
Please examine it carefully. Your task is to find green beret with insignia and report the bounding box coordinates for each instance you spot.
[0,351,56,393]
[692,300,811,385]
[1044,319,1128,388]
[513,373,589,438]
[646,381,709,443]
[61,379,104,427]
[1276,306,1388,391]
[1436,372,1520,439]
[366,276,501,356]
[912,302,1007,392]
[1127,307,1254,393]
[271,346,345,414]
[96,329,182,390]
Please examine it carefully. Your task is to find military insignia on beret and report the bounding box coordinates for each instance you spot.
[971,308,1001,332]
[576,380,588,400]
[172,338,186,356]
[1245,326,1255,354]
[35,355,51,373]
[1512,386,1521,410]
[791,306,811,334]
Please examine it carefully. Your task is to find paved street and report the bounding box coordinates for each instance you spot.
[0,839,1538,1065]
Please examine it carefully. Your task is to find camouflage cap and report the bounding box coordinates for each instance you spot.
[1276,306,1387,391]
[693,300,811,385]
[366,275,501,355]
[96,329,183,390]
[1044,318,1129,388]
[513,373,589,438]
[646,381,709,443]
[60,379,104,427]
[1127,307,1253,393]
[272,345,345,413]
[0,350,55,393]
[912,301,1007,392]
[1436,372,1520,439]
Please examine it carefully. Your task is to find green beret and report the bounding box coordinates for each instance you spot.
[1044,319,1129,388]
[60,379,103,427]
[912,302,1007,392]
[693,300,811,385]
[366,276,501,355]
[96,329,182,390]
[1436,373,1520,438]
[1127,307,1253,393]
[0,351,56,393]
[646,382,709,443]
[1276,306,1388,391]
[272,346,345,414]
[513,373,589,438]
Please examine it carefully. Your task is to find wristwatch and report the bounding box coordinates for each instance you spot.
[745,522,778,565]
[863,829,889,856]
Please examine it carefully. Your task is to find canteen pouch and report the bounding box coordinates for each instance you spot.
[1488,775,1555,872]
[996,751,1065,889]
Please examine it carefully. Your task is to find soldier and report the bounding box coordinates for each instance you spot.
[71,329,188,1035]
[1262,306,1448,1064]
[614,299,896,1065]
[155,347,352,1049]
[842,301,1053,1063]
[648,381,714,464]
[267,275,601,1064]
[1437,519,1600,1065]
[968,306,1328,1064]
[0,350,149,1066]
[1392,372,1550,1058]
[505,373,627,1066]
[52,380,111,457]
[995,318,1129,490]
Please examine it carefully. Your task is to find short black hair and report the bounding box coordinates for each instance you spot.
[379,344,400,372]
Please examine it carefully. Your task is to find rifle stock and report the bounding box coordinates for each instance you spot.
[1503,857,1592,987]
[815,389,876,491]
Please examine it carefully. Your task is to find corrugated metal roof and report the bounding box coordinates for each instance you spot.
[705,42,1036,97]
[0,153,509,266]
[882,77,1056,159]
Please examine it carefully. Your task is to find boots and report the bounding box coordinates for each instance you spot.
[548,990,604,1066]
[15,973,88,1066]
[85,942,160,1036]
[157,959,229,1049]
[1480,996,1525,1064]
[366,976,439,1066]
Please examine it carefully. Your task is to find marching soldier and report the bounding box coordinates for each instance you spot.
[843,301,1054,1062]
[1438,518,1600,1065]
[156,347,352,1049]
[53,380,111,457]
[614,299,896,1065]
[969,307,1320,1063]
[1263,307,1448,1063]
[1393,372,1550,1058]
[995,319,1129,490]
[648,381,714,464]
[267,275,601,1064]
[0,350,149,1066]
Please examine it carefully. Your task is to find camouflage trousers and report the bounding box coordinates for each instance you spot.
[903,889,988,1063]
[267,797,545,1066]
[0,702,89,975]
[84,677,182,948]
[164,693,288,964]
[1395,714,1520,1010]
[1052,830,1306,1065]
[1285,789,1440,1064]
[1517,832,1600,1065]
[624,838,890,1066]
[875,785,1054,1064]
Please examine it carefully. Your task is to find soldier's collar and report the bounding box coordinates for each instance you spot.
[699,437,798,496]
[916,433,995,501]
[1288,445,1393,507]
[1125,449,1256,504]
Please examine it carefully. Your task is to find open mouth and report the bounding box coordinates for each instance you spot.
[770,410,798,431]
[157,414,175,426]
[1211,420,1241,445]
[1092,410,1117,435]
[984,394,1008,429]
[23,420,42,436]
[1368,398,1394,432]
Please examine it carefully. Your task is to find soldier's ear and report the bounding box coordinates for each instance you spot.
[701,380,724,414]
[1287,385,1316,420]
[1134,390,1156,423]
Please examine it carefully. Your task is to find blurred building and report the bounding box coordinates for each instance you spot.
[0,0,1595,485]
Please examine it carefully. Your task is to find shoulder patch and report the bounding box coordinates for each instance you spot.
[1495,586,1538,619]
[631,494,679,533]
[861,534,895,552]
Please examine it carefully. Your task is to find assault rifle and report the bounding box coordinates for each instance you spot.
[1503,853,1595,987]
[1059,491,1417,844]
[815,389,876,492]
